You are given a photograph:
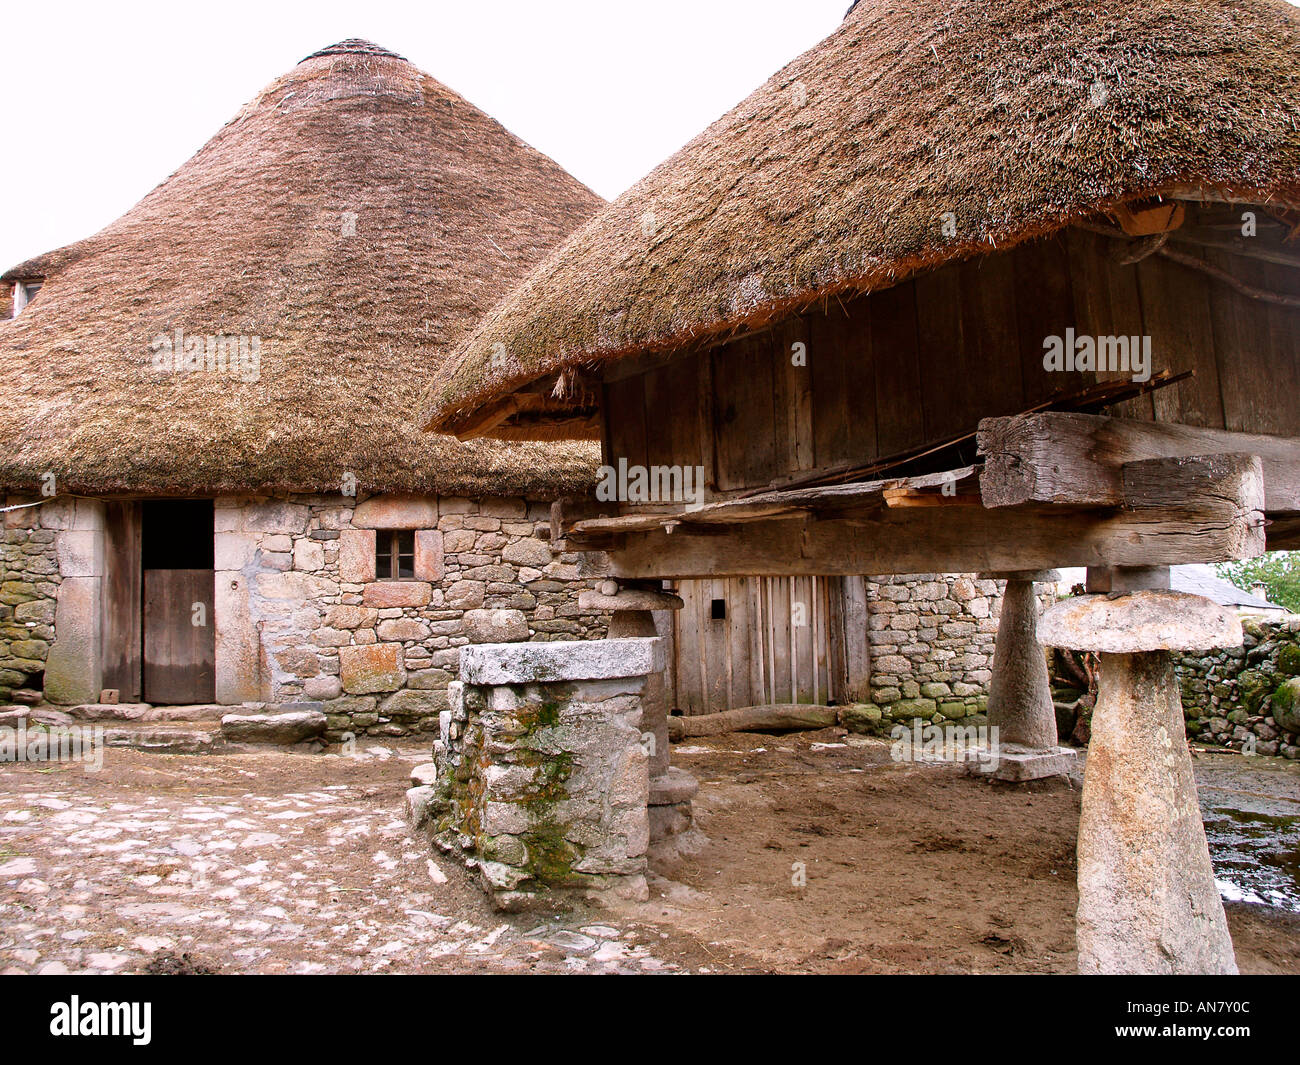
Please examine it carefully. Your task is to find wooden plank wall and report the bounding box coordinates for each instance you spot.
[603,225,1300,497]
[671,576,865,714]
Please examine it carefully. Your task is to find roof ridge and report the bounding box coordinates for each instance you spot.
[300,39,406,63]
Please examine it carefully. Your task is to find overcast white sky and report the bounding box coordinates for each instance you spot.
[0,0,848,270]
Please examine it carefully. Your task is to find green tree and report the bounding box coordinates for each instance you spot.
[1216,552,1300,613]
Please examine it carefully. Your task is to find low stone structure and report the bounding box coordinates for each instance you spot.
[426,639,664,910]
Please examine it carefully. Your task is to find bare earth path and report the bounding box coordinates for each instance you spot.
[1,733,1297,975]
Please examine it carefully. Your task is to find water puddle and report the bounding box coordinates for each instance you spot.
[1200,783,1300,913]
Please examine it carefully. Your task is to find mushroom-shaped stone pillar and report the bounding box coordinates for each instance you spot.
[1039,586,1242,974]
[979,569,1075,781]
[578,582,698,844]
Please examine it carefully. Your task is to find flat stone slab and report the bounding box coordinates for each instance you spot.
[101,723,225,754]
[649,766,699,806]
[969,745,1077,782]
[28,707,75,727]
[460,638,665,686]
[0,706,29,725]
[220,711,326,745]
[578,589,684,612]
[70,703,243,723]
[1039,591,1242,653]
[409,762,438,787]
[69,703,153,721]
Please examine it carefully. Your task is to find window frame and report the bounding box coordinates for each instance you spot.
[374,529,416,581]
[11,280,42,317]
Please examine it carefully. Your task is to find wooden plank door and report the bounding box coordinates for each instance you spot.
[101,501,143,700]
[672,576,847,712]
[143,569,215,704]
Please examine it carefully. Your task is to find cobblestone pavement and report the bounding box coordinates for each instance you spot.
[0,742,689,974]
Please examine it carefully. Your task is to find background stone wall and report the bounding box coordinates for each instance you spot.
[843,574,1013,732]
[0,502,60,701]
[1175,616,1300,759]
[217,493,611,740]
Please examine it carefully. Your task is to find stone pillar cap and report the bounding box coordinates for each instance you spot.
[460,637,665,686]
[977,569,1060,582]
[578,589,684,612]
[1038,590,1242,653]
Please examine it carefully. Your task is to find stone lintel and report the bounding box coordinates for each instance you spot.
[459,637,664,686]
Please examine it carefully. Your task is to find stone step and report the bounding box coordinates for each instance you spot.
[14,704,328,754]
[68,702,264,723]
[220,709,327,745]
[99,721,227,754]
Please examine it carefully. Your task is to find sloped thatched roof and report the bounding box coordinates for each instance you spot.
[0,39,603,496]
[424,0,1300,438]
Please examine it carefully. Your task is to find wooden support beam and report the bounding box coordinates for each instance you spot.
[601,457,1264,578]
[979,411,1300,512]
[453,394,535,439]
[566,466,980,538]
[882,489,982,507]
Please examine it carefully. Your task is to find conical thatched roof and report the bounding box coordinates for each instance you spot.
[0,39,602,496]
[425,0,1300,438]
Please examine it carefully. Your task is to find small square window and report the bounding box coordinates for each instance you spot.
[710,598,727,620]
[11,280,41,318]
[375,530,415,580]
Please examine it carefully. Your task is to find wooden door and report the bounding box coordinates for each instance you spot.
[101,501,143,700]
[143,569,215,704]
[672,575,865,713]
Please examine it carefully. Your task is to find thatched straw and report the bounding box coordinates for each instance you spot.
[0,39,602,496]
[424,0,1300,438]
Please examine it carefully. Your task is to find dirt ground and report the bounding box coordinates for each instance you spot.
[655,731,1300,974]
[1,731,1297,974]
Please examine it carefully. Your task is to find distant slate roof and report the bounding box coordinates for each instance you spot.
[1058,565,1286,612]
[0,40,603,497]
[1171,565,1286,613]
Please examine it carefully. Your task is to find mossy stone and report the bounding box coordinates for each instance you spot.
[1271,676,1300,735]
[841,703,883,734]
[1277,644,1300,677]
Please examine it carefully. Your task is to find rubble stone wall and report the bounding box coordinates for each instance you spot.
[844,575,1037,732]
[0,499,62,701]
[216,492,610,739]
[1175,615,1300,759]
